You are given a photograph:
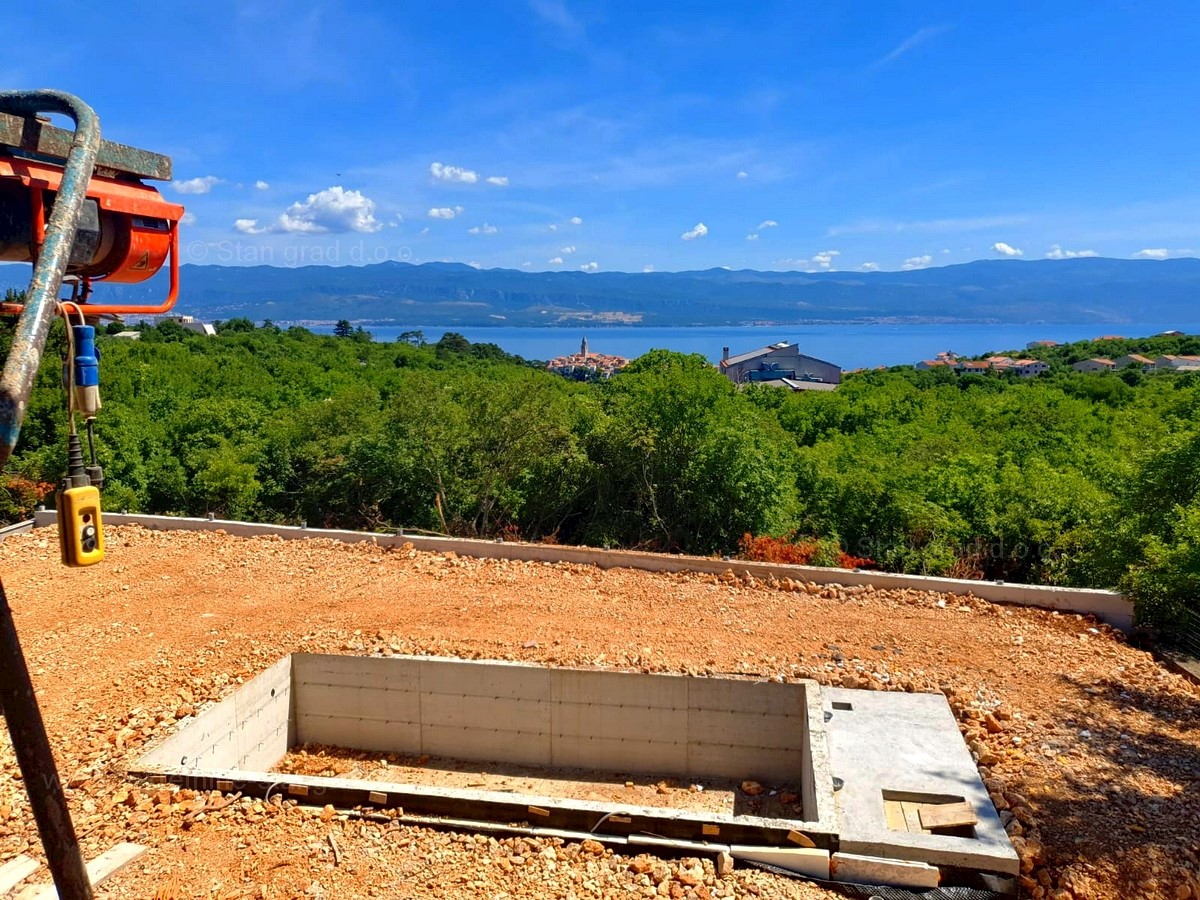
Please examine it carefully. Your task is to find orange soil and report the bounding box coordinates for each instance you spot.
[0,524,1194,899]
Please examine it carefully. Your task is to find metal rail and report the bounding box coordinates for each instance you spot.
[0,90,98,900]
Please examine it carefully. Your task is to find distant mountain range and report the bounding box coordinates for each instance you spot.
[5,257,1200,326]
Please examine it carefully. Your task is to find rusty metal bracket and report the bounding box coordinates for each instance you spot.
[0,109,171,181]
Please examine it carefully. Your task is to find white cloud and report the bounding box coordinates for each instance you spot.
[254,180,270,191]
[560,245,577,254]
[430,162,478,184]
[468,223,499,235]
[530,0,583,38]
[548,257,564,265]
[418,226,430,235]
[827,214,1027,237]
[746,233,759,241]
[180,211,197,226]
[681,222,708,241]
[428,206,463,219]
[580,261,599,272]
[643,264,655,272]
[991,241,1023,257]
[569,216,583,225]
[736,170,749,179]
[548,224,559,231]
[233,218,267,234]
[779,252,841,270]
[1045,245,1099,259]
[860,262,879,271]
[269,187,382,233]
[235,188,382,234]
[901,254,933,270]
[757,220,778,231]
[521,261,532,267]
[486,175,510,186]
[1134,248,1170,259]
[172,175,222,195]
[468,260,482,269]
[871,25,952,70]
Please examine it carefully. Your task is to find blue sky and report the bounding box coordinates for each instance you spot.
[7,1,1199,272]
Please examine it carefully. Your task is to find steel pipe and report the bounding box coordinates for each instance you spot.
[0,90,101,471]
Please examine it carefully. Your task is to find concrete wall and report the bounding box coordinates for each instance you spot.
[132,654,1023,877]
[139,656,292,772]
[136,653,838,846]
[0,519,34,541]
[292,653,816,785]
[39,510,1134,629]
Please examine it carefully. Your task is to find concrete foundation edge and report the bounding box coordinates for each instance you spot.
[0,519,34,541]
[729,846,830,879]
[830,851,940,889]
[32,510,1134,628]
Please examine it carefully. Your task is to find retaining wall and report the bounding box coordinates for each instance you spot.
[30,510,1135,629]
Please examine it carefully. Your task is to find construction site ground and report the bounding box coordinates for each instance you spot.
[273,747,778,818]
[0,524,1196,900]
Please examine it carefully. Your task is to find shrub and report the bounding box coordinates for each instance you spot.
[739,533,875,570]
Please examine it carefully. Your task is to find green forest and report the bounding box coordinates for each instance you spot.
[3,312,1199,630]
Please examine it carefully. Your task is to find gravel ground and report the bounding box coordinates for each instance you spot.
[0,525,1196,899]
[274,746,759,816]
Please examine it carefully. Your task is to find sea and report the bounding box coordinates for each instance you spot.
[301,323,1200,371]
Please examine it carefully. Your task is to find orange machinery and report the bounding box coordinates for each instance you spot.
[0,97,183,316]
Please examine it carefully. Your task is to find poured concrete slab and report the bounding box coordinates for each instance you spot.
[823,687,1019,876]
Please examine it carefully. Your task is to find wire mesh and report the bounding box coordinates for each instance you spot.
[742,859,1007,900]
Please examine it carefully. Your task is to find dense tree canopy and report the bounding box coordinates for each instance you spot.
[3,318,1199,628]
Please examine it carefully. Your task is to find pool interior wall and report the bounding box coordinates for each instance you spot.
[133,653,1018,890]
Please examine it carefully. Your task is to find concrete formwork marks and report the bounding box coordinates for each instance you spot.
[132,653,1017,882]
[292,654,813,784]
[139,656,291,772]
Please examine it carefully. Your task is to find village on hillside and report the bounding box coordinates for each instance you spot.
[545,330,1200,391]
[545,337,631,379]
[915,333,1200,376]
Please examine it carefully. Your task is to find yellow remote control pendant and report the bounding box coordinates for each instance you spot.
[56,485,105,567]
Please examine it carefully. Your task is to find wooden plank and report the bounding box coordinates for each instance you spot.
[900,801,927,834]
[786,830,816,848]
[882,798,907,832]
[27,843,147,899]
[0,855,39,895]
[918,800,977,830]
